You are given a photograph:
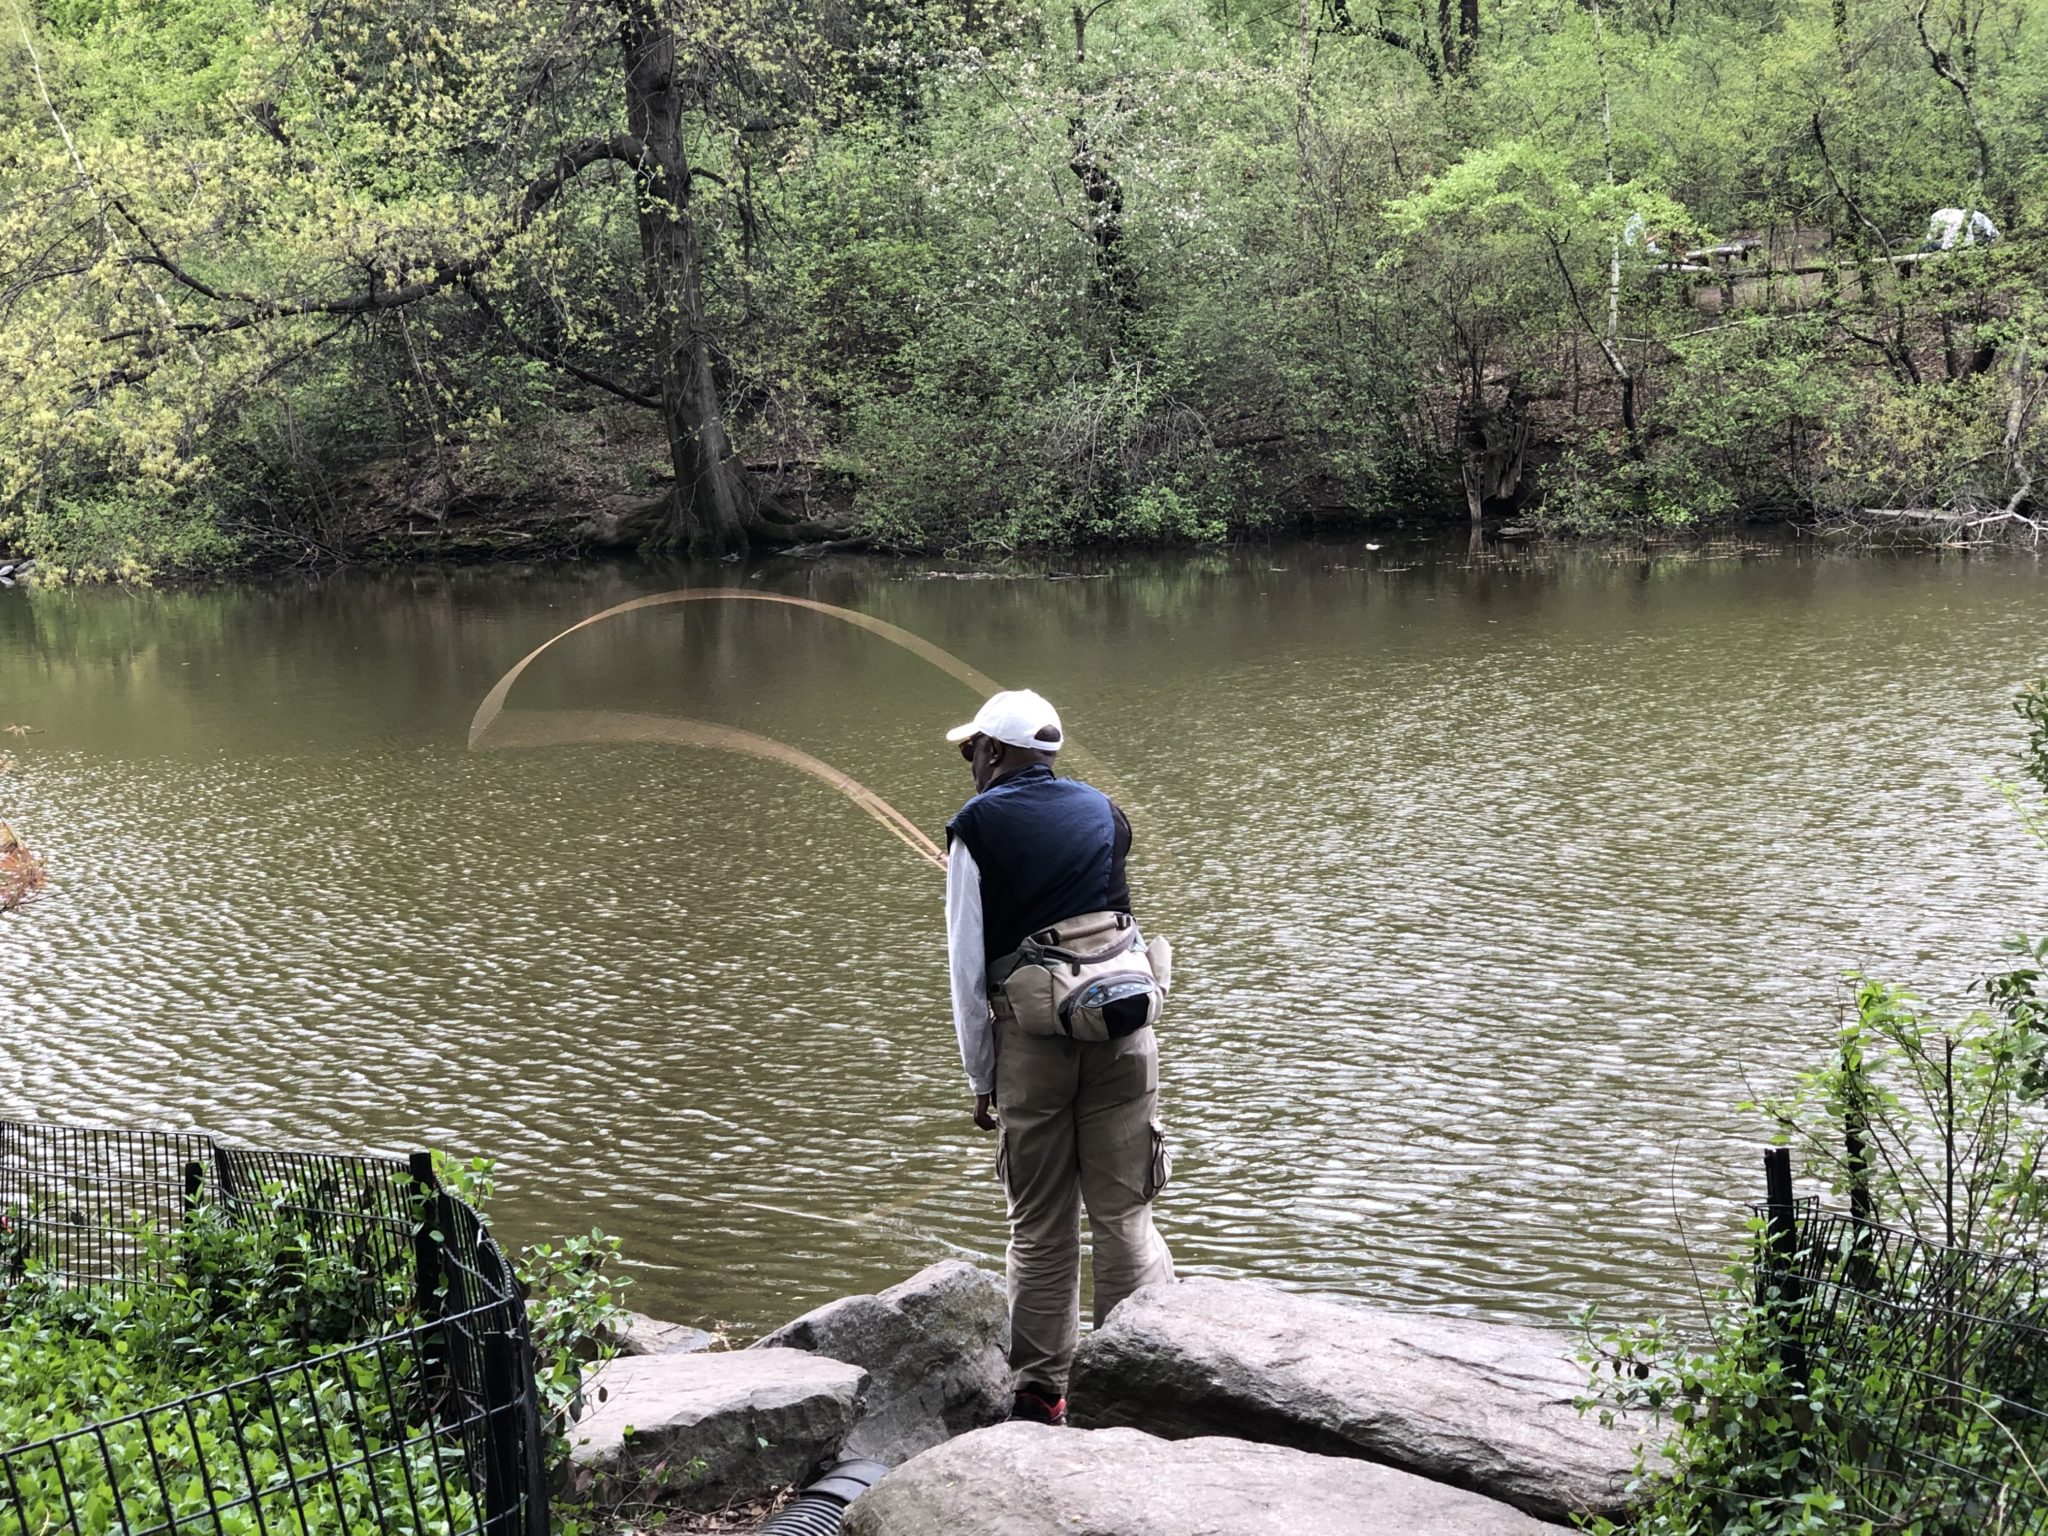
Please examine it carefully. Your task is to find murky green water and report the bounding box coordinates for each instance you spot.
[4,540,2046,1335]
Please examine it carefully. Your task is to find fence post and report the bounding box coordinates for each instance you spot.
[407,1153,438,1305]
[1844,1070,1874,1230]
[476,1240,547,1536]
[1842,1057,1878,1289]
[1764,1147,1796,1266]
[1761,1147,1809,1385]
[181,1160,202,1216]
[408,1152,447,1385]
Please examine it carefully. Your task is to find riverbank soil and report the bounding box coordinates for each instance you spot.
[594,1490,792,1534]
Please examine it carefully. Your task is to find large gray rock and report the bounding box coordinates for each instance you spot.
[1070,1278,1647,1524]
[751,1261,1011,1465]
[842,1423,1566,1535]
[569,1348,866,1510]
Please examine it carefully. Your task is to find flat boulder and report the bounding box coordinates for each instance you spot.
[1070,1278,1647,1524]
[608,1310,718,1357]
[841,1423,1565,1535]
[751,1260,1011,1465]
[569,1348,866,1511]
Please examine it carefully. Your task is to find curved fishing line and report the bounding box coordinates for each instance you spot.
[466,588,1121,794]
[476,710,946,871]
[469,590,1002,747]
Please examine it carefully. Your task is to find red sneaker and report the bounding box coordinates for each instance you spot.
[1008,1386,1069,1427]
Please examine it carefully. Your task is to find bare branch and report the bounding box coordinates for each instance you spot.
[1851,505,2047,541]
[1541,228,1627,385]
[1811,113,1896,260]
[1914,0,1996,207]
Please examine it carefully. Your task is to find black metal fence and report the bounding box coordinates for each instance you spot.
[0,1121,548,1536]
[1756,1148,2048,1535]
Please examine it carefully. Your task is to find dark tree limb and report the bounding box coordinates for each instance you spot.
[111,199,251,305]
[99,134,654,346]
[1811,115,1895,259]
[1321,0,1445,82]
[246,101,293,149]
[462,279,662,409]
[514,133,653,221]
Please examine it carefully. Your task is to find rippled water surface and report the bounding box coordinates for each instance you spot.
[4,541,2046,1335]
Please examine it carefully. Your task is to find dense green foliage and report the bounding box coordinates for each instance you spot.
[0,0,2043,572]
[1578,682,2048,1534]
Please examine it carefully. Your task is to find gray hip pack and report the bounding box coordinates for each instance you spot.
[989,910,1173,1042]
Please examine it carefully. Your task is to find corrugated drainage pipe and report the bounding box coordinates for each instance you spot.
[757,1457,890,1536]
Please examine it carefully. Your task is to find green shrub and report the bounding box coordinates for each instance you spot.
[5,479,241,584]
[0,1195,464,1536]
[1575,680,2048,1534]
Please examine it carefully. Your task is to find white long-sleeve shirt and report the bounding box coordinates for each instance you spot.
[945,841,996,1095]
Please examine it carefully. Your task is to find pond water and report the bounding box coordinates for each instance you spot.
[3,539,2046,1336]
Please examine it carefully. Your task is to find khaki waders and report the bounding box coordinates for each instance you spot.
[994,1014,1174,1397]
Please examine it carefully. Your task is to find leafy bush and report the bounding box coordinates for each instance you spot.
[1579,970,2048,1535]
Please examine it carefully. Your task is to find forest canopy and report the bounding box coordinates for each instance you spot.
[0,0,2041,573]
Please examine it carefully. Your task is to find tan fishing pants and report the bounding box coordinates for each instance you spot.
[994,1017,1175,1397]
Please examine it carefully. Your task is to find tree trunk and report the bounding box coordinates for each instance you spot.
[1460,376,1529,525]
[1592,0,1640,457]
[617,1,757,557]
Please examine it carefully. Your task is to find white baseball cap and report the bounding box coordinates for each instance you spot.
[945,689,1064,752]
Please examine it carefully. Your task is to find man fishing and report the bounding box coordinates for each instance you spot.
[943,689,1174,1428]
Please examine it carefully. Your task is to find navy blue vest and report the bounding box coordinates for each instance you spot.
[946,765,1132,969]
